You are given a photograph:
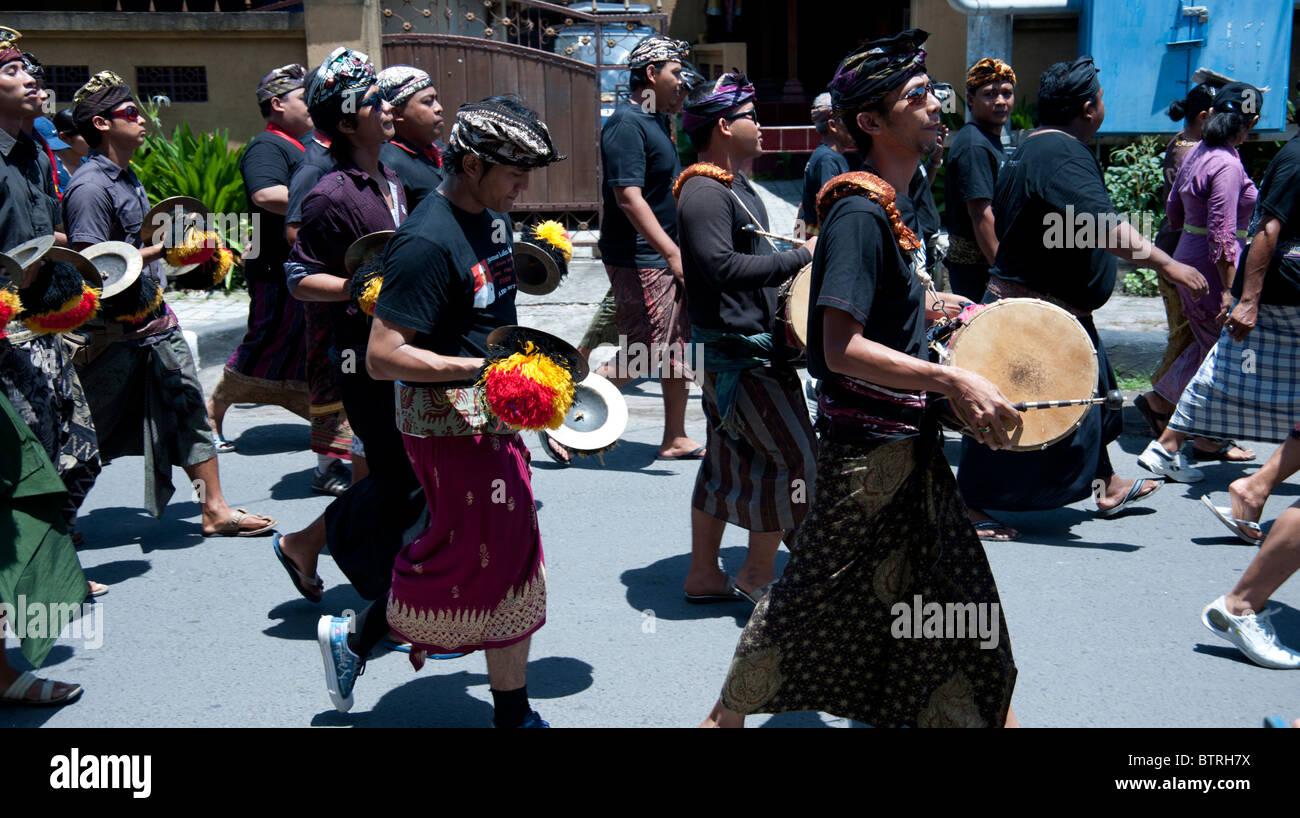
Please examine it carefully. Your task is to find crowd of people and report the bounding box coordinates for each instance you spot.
[2,20,1299,727]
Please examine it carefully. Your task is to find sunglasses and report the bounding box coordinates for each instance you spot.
[724,109,758,123]
[107,105,141,121]
[355,89,385,110]
[901,82,950,107]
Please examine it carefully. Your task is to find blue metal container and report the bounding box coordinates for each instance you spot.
[1080,0,1291,135]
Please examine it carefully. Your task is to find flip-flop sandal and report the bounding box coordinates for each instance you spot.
[1192,439,1256,462]
[684,575,745,604]
[537,431,572,467]
[657,446,706,461]
[1095,477,1162,518]
[212,432,236,453]
[1200,495,1264,544]
[734,580,777,606]
[1134,394,1171,438]
[204,508,277,538]
[272,532,323,603]
[0,671,83,707]
[85,581,109,599]
[973,519,1020,541]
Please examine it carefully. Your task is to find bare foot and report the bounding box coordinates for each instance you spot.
[734,566,776,599]
[699,698,744,728]
[0,668,81,705]
[1095,477,1159,513]
[544,433,572,463]
[683,566,731,598]
[659,437,705,459]
[86,580,108,598]
[277,531,321,593]
[201,508,275,536]
[1192,438,1255,461]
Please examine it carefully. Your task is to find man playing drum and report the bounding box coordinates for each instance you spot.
[701,30,1020,728]
[956,58,1207,539]
[673,73,816,606]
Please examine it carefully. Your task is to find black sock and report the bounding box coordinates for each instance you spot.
[346,597,391,659]
[491,686,530,728]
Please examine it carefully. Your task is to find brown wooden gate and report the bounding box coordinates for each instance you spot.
[383,34,600,212]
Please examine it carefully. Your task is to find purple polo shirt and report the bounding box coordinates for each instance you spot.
[287,160,407,353]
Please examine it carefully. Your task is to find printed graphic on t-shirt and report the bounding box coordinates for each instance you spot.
[470,246,517,309]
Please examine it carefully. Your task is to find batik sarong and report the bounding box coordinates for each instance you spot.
[720,432,1017,727]
[387,384,545,657]
[304,302,352,457]
[605,264,690,377]
[211,279,310,418]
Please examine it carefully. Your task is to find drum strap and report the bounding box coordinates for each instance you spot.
[986,275,1091,319]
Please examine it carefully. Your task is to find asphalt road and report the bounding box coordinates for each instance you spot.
[6,325,1300,728]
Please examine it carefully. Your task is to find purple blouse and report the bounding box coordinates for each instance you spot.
[1166,142,1257,269]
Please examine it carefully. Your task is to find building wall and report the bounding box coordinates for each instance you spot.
[14,11,306,146]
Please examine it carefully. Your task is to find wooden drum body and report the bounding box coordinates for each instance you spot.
[776,262,813,358]
[946,298,1097,451]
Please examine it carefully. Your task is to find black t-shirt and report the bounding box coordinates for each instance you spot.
[598,101,680,268]
[678,173,811,334]
[1232,134,1300,305]
[905,166,940,244]
[808,195,925,385]
[379,139,445,212]
[990,130,1117,313]
[801,143,851,229]
[374,192,517,385]
[285,139,335,228]
[239,131,304,283]
[944,122,1004,240]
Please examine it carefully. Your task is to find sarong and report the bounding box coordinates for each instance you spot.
[605,263,689,377]
[0,331,101,527]
[387,384,545,655]
[0,390,87,667]
[578,288,619,351]
[304,302,352,457]
[694,367,817,532]
[1168,303,1300,443]
[211,280,310,418]
[1152,274,1194,385]
[719,432,1016,726]
[76,327,216,516]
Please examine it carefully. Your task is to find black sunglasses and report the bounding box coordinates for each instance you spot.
[723,109,758,123]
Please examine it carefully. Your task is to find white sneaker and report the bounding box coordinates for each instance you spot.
[1138,440,1204,483]
[1201,596,1300,669]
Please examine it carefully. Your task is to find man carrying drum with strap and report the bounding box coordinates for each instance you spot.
[955,57,1207,540]
[701,30,1021,728]
[674,73,816,607]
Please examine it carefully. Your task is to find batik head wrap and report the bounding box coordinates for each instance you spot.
[681,71,755,132]
[966,57,1016,92]
[448,97,565,169]
[21,51,42,84]
[1037,56,1101,123]
[306,47,375,111]
[829,29,928,116]
[627,35,691,70]
[377,65,432,107]
[256,63,306,103]
[72,70,133,129]
[0,27,22,68]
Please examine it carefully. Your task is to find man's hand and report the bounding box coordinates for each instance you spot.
[949,369,1022,451]
[1164,260,1208,299]
[1224,299,1258,341]
[801,235,818,256]
[668,252,684,288]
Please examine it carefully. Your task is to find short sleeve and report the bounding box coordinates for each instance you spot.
[952,142,997,202]
[602,117,647,188]
[1258,155,1300,227]
[62,181,114,247]
[816,200,884,327]
[241,138,292,194]
[373,231,455,334]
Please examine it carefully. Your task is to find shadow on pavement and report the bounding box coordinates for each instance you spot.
[267,466,318,501]
[976,509,1144,552]
[529,438,677,475]
[619,545,789,624]
[308,656,594,727]
[83,559,151,587]
[221,421,309,456]
[264,586,368,640]
[77,501,209,553]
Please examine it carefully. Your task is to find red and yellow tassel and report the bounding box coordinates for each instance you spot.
[531,220,573,263]
[209,247,234,287]
[165,229,219,267]
[481,341,576,430]
[0,283,21,335]
[23,284,99,335]
[356,275,383,317]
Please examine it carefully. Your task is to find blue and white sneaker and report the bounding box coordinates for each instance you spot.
[317,614,364,712]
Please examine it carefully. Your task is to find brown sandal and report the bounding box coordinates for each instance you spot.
[204,508,276,538]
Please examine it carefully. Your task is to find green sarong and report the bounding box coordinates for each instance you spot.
[0,390,86,667]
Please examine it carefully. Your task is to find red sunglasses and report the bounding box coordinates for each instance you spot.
[107,105,141,121]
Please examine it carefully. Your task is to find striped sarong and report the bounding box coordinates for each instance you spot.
[1169,303,1300,443]
[693,366,817,532]
[212,280,310,418]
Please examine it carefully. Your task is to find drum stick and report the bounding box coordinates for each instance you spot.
[1012,390,1123,412]
[741,225,806,246]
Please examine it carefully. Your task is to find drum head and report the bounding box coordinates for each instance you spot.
[786,262,813,348]
[947,298,1097,451]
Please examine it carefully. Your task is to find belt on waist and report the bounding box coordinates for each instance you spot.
[1182,224,1248,239]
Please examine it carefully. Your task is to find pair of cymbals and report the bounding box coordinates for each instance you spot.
[0,235,101,291]
[145,196,211,277]
[343,229,567,297]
